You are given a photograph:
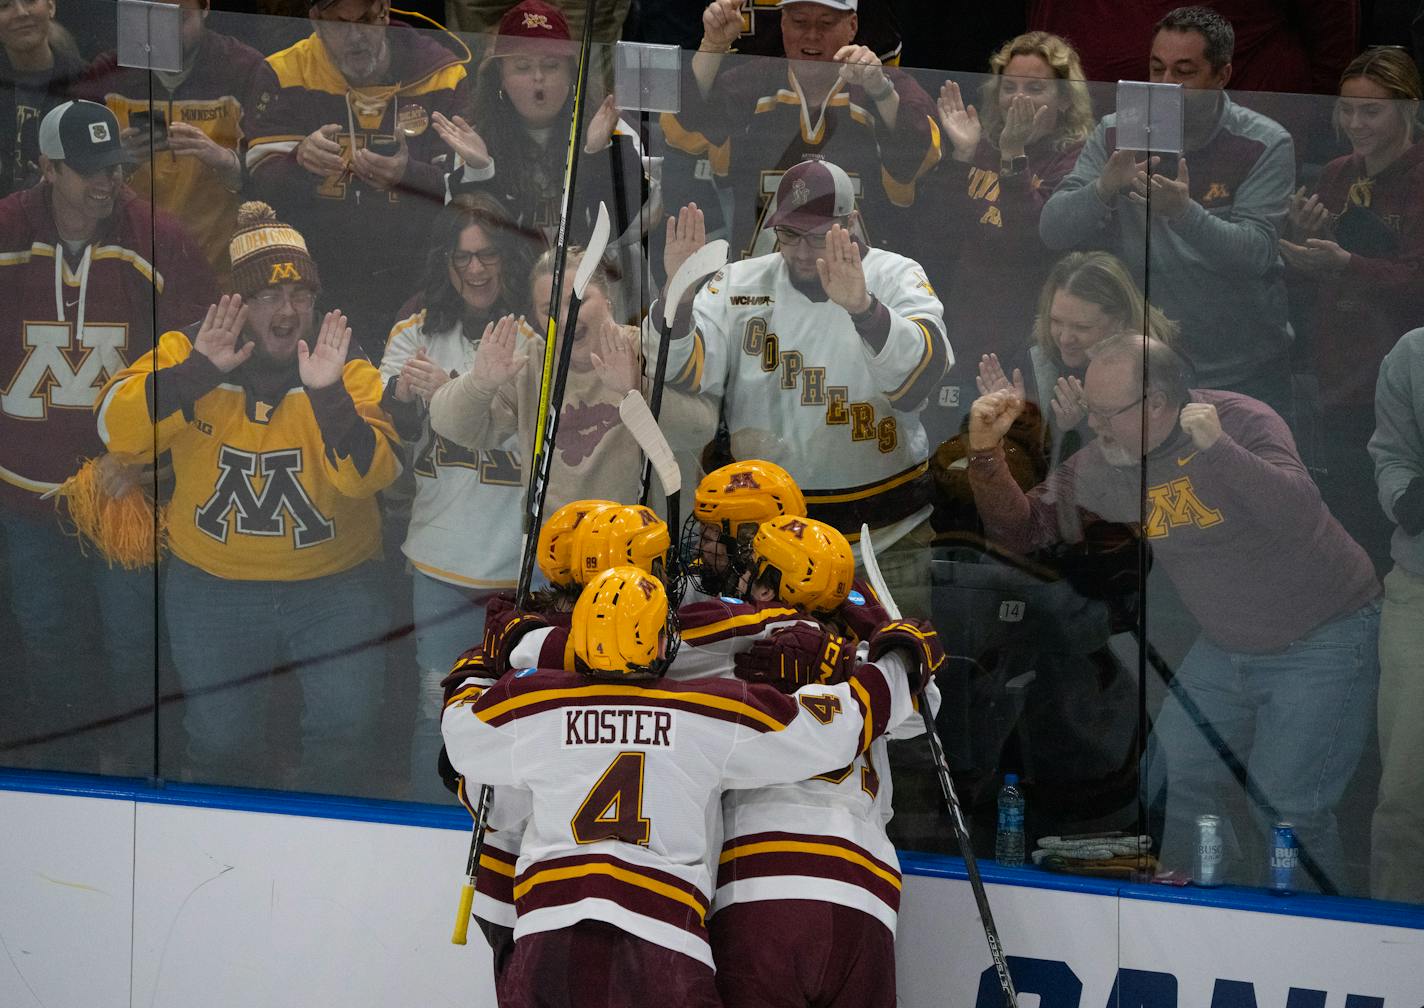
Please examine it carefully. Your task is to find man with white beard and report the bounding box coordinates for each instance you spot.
[964,332,1381,894]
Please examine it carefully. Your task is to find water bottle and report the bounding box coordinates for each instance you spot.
[996,773,1026,867]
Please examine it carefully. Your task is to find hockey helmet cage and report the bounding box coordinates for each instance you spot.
[751,516,855,614]
[570,504,671,585]
[572,565,671,679]
[537,499,617,585]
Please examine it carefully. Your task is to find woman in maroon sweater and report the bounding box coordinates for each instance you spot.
[1281,47,1424,564]
[925,32,1093,393]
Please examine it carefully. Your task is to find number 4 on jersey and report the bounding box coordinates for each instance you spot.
[572,751,652,845]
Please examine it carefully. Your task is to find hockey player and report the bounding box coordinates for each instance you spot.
[710,515,943,1008]
[660,157,949,620]
[441,563,923,1006]
[684,459,807,599]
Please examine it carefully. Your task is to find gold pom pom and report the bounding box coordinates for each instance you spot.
[236,200,278,228]
[53,455,167,570]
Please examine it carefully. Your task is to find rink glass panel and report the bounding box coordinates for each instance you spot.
[0,4,1413,911]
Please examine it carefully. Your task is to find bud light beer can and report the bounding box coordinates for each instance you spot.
[1195,814,1223,886]
[1269,822,1298,894]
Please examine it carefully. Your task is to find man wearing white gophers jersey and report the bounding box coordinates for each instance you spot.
[661,157,949,618]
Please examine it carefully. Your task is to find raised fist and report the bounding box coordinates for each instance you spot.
[734,623,855,693]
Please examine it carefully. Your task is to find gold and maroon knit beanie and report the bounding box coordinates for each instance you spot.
[229,201,321,298]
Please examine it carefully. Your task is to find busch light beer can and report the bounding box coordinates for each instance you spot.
[1269,822,1298,894]
[1195,814,1223,887]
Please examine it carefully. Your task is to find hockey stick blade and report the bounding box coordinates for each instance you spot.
[663,239,729,328]
[859,522,901,621]
[572,203,611,300]
[620,390,681,495]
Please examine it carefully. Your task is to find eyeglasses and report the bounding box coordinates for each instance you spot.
[250,287,317,311]
[773,226,832,250]
[449,248,501,270]
[1084,394,1146,423]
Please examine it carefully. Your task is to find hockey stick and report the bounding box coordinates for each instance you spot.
[452,0,602,947]
[515,201,612,606]
[450,203,609,947]
[638,238,728,505]
[861,523,1020,1008]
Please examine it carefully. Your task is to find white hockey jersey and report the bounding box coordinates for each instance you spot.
[508,593,934,935]
[381,311,523,589]
[440,658,913,968]
[664,248,950,547]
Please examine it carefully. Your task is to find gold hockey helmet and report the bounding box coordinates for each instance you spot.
[537,499,617,586]
[693,459,806,540]
[751,515,855,614]
[570,504,671,585]
[572,565,670,678]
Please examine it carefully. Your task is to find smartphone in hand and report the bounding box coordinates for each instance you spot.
[129,108,169,151]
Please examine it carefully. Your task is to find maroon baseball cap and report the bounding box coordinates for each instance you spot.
[766,158,857,235]
[490,0,575,58]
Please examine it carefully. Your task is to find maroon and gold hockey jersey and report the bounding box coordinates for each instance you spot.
[674,58,941,258]
[0,185,215,513]
[245,24,469,343]
[441,658,912,967]
[97,330,400,581]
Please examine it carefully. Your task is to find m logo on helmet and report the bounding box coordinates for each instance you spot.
[268,262,302,283]
[727,472,761,490]
[523,12,551,28]
[783,518,808,539]
[636,576,656,599]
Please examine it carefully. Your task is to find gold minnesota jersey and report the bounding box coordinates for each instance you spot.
[98,330,400,581]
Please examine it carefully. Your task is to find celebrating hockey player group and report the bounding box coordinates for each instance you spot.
[440,460,945,1006]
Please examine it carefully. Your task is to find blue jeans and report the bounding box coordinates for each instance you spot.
[1143,600,1380,892]
[0,507,155,771]
[410,571,493,801]
[163,557,389,795]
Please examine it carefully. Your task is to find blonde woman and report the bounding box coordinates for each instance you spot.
[929,32,1095,367]
[978,251,1178,467]
[428,244,716,521]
